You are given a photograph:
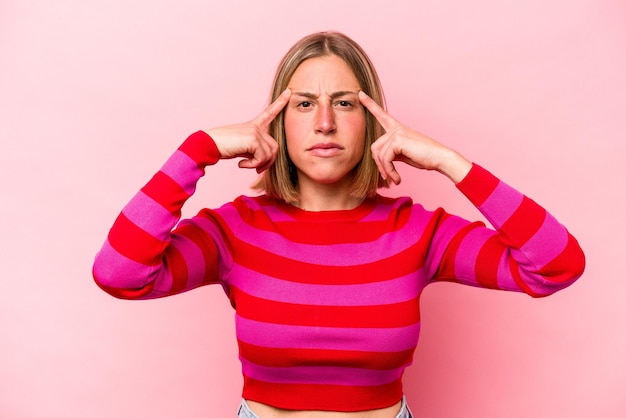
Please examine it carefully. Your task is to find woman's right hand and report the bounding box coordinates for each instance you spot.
[207,88,291,173]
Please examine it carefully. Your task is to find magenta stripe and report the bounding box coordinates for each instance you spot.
[228,265,423,306]
[494,251,522,292]
[215,205,435,266]
[238,197,406,223]
[241,197,296,222]
[425,215,470,279]
[240,358,404,387]
[94,240,173,295]
[236,316,420,352]
[453,227,493,285]
[520,213,569,269]
[181,217,234,271]
[122,191,178,239]
[159,150,204,195]
[170,234,206,289]
[94,240,153,288]
[478,181,523,229]
[360,197,411,222]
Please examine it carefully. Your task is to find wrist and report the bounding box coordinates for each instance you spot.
[435,148,472,184]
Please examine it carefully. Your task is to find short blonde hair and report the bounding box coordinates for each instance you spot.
[255,31,388,203]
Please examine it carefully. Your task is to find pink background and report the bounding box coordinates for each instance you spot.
[1,0,624,417]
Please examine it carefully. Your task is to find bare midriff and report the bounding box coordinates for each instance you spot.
[246,400,403,418]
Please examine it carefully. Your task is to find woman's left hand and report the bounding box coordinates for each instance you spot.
[358,91,471,184]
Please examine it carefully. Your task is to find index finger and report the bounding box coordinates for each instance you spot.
[253,88,291,128]
[358,90,397,131]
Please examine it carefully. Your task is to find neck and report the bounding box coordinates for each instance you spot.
[293,178,364,212]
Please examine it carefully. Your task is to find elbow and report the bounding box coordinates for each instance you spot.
[93,275,155,300]
[92,252,156,300]
[532,238,586,298]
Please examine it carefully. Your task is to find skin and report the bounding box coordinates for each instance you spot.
[283,55,367,211]
[206,54,472,417]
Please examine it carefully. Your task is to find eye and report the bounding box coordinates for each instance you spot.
[297,101,312,108]
[336,100,353,107]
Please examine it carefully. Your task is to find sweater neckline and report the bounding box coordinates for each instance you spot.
[277,197,378,222]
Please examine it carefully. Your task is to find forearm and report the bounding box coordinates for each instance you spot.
[93,131,221,299]
[434,147,472,184]
[435,164,585,296]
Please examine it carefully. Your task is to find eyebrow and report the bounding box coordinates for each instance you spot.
[291,90,359,100]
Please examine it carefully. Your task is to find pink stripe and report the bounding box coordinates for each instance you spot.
[229,265,424,306]
[478,181,523,228]
[520,213,569,269]
[181,217,234,271]
[240,358,404,387]
[360,197,411,222]
[241,197,296,222]
[238,197,406,223]
[93,240,173,294]
[425,215,470,279]
[122,191,178,239]
[495,251,522,292]
[216,205,436,266]
[170,234,207,289]
[236,316,420,352]
[453,227,494,285]
[159,150,204,195]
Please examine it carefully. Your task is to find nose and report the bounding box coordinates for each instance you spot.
[314,103,336,134]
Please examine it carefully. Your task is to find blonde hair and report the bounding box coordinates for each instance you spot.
[254,31,388,203]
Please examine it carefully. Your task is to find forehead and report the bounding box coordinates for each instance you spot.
[288,55,360,90]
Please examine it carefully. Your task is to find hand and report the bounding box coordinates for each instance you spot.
[208,88,291,173]
[358,91,471,184]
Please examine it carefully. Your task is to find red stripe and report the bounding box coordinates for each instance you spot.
[474,234,506,289]
[232,289,420,328]
[164,244,189,294]
[238,341,414,370]
[242,377,402,412]
[93,278,155,299]
[434,224,477,282]
[509,258,540,297]
[177,130,220,166]
[174,223,221,284]
[239,201,413,245]
[141,171,190,215]
[456,164,500,206]
[539,234,586,282]
[500,196,546,246]
[108,213,163,265]
[225,237,425,284]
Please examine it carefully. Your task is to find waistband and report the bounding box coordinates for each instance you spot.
[237,397,413,418]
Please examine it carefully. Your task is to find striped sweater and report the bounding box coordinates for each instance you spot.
[93,130,585,412]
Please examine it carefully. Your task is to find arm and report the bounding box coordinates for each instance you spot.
[359,91,585,296]
[92,131,222,299]
[93,89,291,299]
[433,163,584,296]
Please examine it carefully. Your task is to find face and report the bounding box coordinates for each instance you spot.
[284,54,366,189]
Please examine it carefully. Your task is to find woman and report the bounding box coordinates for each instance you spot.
[93,32,585,417]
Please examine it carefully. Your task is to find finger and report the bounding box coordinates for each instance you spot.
[255,134,279,172]
[253,88,291,128]
[371,135,402,185]
[370,133,390,181]
[237,133,278,172]
[358,90,398,132]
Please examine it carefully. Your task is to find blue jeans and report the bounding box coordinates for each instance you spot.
[237,398,413,418]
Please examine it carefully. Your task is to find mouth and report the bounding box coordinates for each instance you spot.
[307,142,344,151]
[307,142,344,157]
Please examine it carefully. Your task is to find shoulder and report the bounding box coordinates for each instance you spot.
[207,194,287,223]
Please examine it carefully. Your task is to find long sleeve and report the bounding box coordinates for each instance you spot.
[431,163,585,297]
[92,131,223,299]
